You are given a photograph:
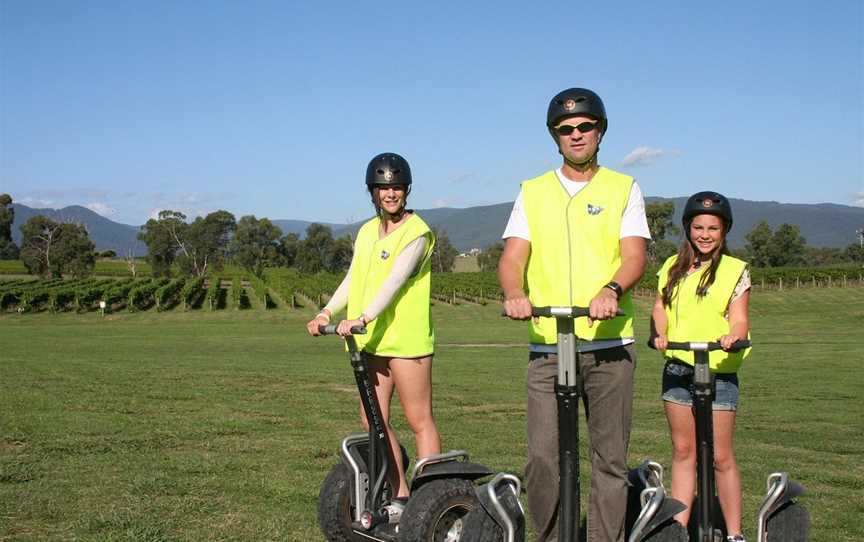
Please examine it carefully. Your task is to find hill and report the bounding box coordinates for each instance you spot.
[10,198,864,254]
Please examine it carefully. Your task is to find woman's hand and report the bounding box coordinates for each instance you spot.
[718,334,742,351]
[306,311,330,336]
[337,318,366,337]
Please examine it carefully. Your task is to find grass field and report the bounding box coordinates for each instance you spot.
[1,288,862,541]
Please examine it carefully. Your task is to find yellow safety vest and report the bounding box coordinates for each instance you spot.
[657,254,751,372]
[347,213,435,357]
[522,168,635,343]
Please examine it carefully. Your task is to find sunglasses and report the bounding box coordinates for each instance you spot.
[554,121,598,136]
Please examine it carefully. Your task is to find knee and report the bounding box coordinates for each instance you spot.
[713,448,737,472]
[672,439,695,463]
[405,411,436,436]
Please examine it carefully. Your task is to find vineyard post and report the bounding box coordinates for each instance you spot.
[796,276,800,288]
[843,275,847,288]
[812,276,816,288]
[761,277,765,290]
[778,277,783,291]
[99,300,106,317]
[829,275,833,287]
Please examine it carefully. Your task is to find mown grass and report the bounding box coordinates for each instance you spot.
[1,288,861,541]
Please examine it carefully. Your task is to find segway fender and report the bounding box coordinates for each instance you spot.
[640,498,687,539]
[411,460,494,489]
[474,473,526,542]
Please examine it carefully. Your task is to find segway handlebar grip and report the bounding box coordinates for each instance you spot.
[318,323,367,335]
[530,306,625,318]
[651,339,751,352]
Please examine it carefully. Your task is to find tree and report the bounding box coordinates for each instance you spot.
[138,210,186,277]
[296,223,334,274]
[431,228,457,273]
[20,216,95,277]
[744,220,773,268]
[326,235,354,272]
[231,215,282,277]
[768,223,806,267]
[278,232,300,267]
[0,193,19,260]
[177,210,236,277]
[845,243,864,264]
[477,242,504,272]
[745,221,808,267]
[645,201,679,264]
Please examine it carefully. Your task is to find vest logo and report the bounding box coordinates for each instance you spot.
[380,250,390,260]
[587,203,604,215]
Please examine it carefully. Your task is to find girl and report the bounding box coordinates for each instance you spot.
[306,152,439,513]
[651,191,751,542]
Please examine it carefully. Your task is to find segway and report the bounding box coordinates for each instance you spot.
[645,339,810,542]
[316,323,494,542]
[463,305,624,542]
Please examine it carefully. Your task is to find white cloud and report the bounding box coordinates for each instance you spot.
[433,198,453,208]
[621,146,679,167]
[853,191,864,207]
[449,173,477,184]
[85,202,117,217]
[19,197,55,208]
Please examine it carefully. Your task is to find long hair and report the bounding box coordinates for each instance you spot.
[661,217,730,307]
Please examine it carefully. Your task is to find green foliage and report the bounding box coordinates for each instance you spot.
[180,276,205,310]
[646,201,680,264]
[477,242,503,272]
[205,276,223,310]
[154,277,186,311]
[0,193,19,260]
[127,279,169,312]
[229,276,250,309]
[139,210,236,278]
[20,216,96,278]
[231,215,282,277]
[247,274,275,309]
[745,221,808,267]
[431,228,458,273]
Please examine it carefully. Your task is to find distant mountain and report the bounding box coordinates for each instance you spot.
[11,204,147,256]
[9,198,864,255]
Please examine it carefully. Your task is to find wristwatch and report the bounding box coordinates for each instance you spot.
[604,281,623,299]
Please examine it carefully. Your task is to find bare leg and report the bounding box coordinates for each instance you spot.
[359,356,410,498]
[390,355,441,460]
[665,401,696,526]
[713,410,743,536]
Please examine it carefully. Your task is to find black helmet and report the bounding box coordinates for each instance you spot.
[546,88,608,134]
[365,153,412,188]
[682,191,733,233]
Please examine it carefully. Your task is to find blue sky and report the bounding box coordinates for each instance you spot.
[1,0,862,226]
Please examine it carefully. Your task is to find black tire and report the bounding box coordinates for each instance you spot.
[642,521,689,542]
[460,504,502,542]
[399,478,478,542]
[318,463,360,542]
[765,502,810,542]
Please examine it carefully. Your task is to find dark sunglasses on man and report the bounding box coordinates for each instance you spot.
[554,121,598,137]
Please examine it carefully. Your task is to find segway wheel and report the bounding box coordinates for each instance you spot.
[642,521,689,542]
[460,485,522,542]
[398,478,478,542]
[765,502,810,542]
[318,463,359,542]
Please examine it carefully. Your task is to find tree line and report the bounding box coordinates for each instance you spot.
[0,194,462,278]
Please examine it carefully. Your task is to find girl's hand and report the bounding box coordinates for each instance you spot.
[305,312,330,336]
[337,318,365,337]
[653,334,669,351]
[719,334,741,351]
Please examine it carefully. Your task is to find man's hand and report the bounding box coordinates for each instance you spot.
[587,287,619,327]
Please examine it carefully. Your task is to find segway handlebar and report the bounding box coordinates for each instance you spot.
[647,338,751,352]
[503,306,626,318]
[318,323,367,335]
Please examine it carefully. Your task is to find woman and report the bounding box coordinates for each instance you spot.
[306,152,439,511]
[651,191,751,542]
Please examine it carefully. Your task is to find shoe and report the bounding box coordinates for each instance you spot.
[727,536,746,542]
[384,497,408,524]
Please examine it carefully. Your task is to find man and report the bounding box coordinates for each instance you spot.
[499,88,650,542]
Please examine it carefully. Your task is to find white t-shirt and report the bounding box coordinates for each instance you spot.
[502,168,652,241]
[502,168,651,353]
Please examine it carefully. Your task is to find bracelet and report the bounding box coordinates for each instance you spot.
[317,310,331,320]
[603,281,623,299]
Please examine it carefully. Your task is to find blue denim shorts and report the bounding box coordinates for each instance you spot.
[661,360,739,411]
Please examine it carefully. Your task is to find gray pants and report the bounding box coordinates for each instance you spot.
[525,344,635,542]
